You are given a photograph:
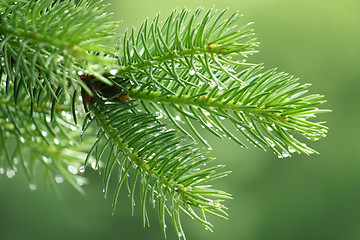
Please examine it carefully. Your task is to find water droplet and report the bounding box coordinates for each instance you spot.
[6,169,15,178]
[267,126,273,131]
[156,112,164,119]
[189,69,196,75]
[54,138,60,145]
[20,136,25,143]
[178,232,183,237]
[46,116,51,122]
[61,111,72,120]
[76,177,85,186]
[41,131,48,137]
[57,56,64,62]
[79,165,85,173]
[288,146,296,153]
[0,168,4,174]
[67,166,78,174]
[237,124,245,130]
[64,9,69,14]
[13,158,19,165]
[91,162,98,170]
[77,70,84,75]
[110,69,118,76]
[282,151,290,158]
[55,175,64,184]
[175,116,181,121]
[207,147,213,151]
[219,116,226,120]
[29,183,37,191]
[42,156,52,164]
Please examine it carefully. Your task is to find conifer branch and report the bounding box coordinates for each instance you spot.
[0,1,330,239]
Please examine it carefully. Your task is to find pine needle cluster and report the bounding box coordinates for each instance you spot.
[0,1,329,238]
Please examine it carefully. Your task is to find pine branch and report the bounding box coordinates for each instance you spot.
[87,99,230,236]
[109,8,257,90]
[0,1,330,239]
[127,65,329,157]
[0,93,89,193]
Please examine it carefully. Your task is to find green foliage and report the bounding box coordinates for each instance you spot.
[0,0,329,239]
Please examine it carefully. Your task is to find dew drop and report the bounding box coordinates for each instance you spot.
[68,166,78,174]
[91,162,98,170]
[6,169,15,178]
[282,151,290,158]
[46,116,51,122]
[54,138,60,145]
[55,175,64,184]
[20,136,25,143]
[110,69,118,76]
[13,158,19,165]
[79,165,85,173]
[178,232,183,237]
[219,116,226,120]
[288,146,296,153]
[77,70,84,75]
[70,125,77,131]
[41,131,48,137]
[175,116,181,121]
[42,156,52,164]
[76,177,86,186]
[64,9,69,14]
[29,183,37,191]
[0,167,4,174]
[57,56,64,62]
[267,126,273,131]
[189,69,196,75]
[156,112,164,119]
[281,151,290,158]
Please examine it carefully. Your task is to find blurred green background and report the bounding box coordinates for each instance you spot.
[1,0,360,239]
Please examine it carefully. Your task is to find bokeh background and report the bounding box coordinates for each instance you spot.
[1,0,360,239]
